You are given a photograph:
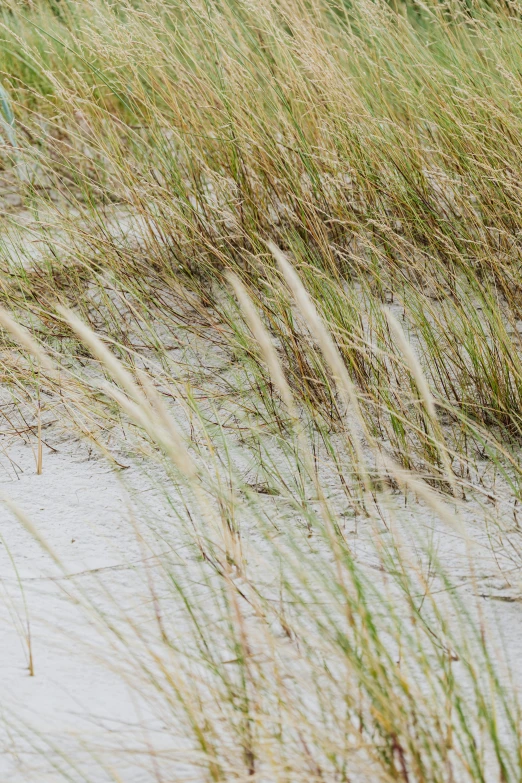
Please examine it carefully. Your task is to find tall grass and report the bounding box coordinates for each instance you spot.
[0,0,522,779]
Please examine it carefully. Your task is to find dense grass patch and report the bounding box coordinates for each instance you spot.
[1,0,522,780]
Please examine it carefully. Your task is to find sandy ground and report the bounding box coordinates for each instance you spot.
[0,189,522,781]
[0,418,521,781]
[0,435,168,782]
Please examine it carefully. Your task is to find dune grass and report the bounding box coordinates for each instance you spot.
[1,0,522,779]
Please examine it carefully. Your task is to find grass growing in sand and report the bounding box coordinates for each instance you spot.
[1,0,522,780]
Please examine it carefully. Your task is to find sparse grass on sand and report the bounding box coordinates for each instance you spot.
[1,0,522,780]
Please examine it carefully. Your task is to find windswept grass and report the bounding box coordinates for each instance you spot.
[0,0,522,780]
